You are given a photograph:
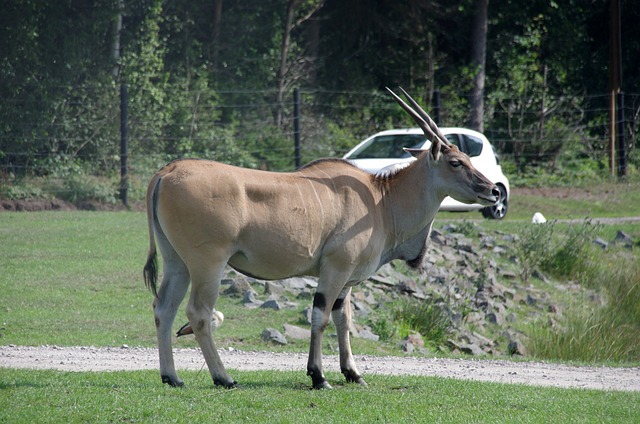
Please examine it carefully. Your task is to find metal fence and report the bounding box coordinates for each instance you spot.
[1,84,638,205]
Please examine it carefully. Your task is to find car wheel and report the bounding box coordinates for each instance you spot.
[482,184,508,219]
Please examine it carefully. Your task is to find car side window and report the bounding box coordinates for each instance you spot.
[444,134,461,150]
[348,134,426,159]
[462,135,483,157]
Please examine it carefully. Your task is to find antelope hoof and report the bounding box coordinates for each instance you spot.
[313,380,333,390]
[215,379,239,389]
[343,370,368,386]
[161,375,184,387]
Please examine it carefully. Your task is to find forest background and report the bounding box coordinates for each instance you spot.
[1,0,639,204]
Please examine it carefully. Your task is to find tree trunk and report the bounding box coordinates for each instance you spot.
[112,0,123,79]
[275,0,300,128]
[211,0,223,71]
[467,0,489,132]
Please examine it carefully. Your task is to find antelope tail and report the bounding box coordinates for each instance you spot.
[143,175,162,298]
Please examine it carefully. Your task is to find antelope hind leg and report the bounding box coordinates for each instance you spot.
[186,263,237,388]
[153,253,190,387]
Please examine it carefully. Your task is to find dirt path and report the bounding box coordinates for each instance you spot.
[1,345,638,392]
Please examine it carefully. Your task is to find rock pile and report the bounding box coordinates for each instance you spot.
[205,222,632,357]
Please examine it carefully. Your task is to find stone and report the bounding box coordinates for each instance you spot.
[262,328,287,345]
[507,339,528,356]
[283,324,310,340]
[485,311,505,325]
[593,238,608,249]
[397,279,418,295]
[224,279,252,297]
[352,300,372,317]
[612,230,634,248]
[302,306,313,324]
[280,277,317,290]
[405,332,424,348]
[358,328,380,341]
[242,289,263,308]
[260,299,282,310]
[400,339,415,353]
[264,281,285,296]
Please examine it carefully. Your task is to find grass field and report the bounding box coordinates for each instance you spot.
[2,368,639,423]
[2,182,640,422]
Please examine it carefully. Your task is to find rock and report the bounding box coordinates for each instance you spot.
[593,237,608,249]
[262,328,287,345]
[264,281,285,296]
[404,332,424,348]
[283,324,310,340]
[242,289,263,308]
[352,289,376,305]
[400,339,415,353]
[276,277,318,290]
[612,230,634,248]
[525,294,538,307]
[507,339,528,356]
[485,311,505,325]
[302,306,313,324]
[369,274,395,287]
[352,300,372,317]
[547,303,561,314]
[430,229,447,245]
[224,279,253,297]
[260,299,283,310]
[358,328,380,341]
[447,339,485,356]
[397,279,419,295]
[499,270,518,280]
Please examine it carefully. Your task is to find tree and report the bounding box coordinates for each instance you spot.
[467,0,489,132]
[274,0,325,128]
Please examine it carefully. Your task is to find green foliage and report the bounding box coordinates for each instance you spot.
[515,220,600,283]
[392,301,451,346]
[515,221,556,284]
[0,179,47,201]
[1,0,639,195]
[540,220,601,278]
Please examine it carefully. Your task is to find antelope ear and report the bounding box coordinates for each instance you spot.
[430,138,442,160]
[403,147,426,158]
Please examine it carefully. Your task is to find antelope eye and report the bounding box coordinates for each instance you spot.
[449,160,461,167]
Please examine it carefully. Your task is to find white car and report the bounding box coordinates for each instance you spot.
[343,127,509,219]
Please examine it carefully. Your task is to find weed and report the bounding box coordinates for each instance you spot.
[515,220,556,283]
[528,253,640,363]
[393,301,450,345]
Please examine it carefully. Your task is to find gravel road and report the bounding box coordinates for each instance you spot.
[1,345,638,392]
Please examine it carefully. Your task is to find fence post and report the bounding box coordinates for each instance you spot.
[120,83,129,207]
[617,91,626,177]
[293,87,301,168]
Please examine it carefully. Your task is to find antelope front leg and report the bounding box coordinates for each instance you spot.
[307,291,333,389]
[332,287,367,386]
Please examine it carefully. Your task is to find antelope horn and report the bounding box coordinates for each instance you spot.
[385,87,439,144]
[398,87,450,146]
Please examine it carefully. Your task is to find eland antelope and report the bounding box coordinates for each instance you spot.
[143,88,499,389]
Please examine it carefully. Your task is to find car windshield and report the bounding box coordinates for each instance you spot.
[347,134,426,159]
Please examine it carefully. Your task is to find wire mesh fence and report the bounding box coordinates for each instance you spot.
[1,84,637,205]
